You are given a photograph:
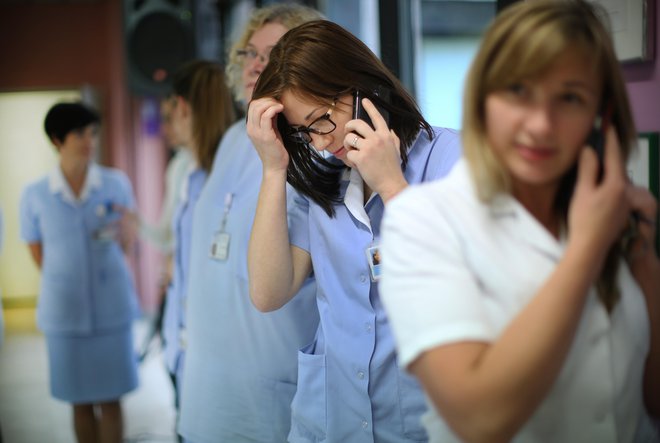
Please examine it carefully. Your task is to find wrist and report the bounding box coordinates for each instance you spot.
[262,167,288,182]
[380,177,408,204]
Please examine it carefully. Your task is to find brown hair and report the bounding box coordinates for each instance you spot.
[252,20,433,216]
[172,60,236,173]
[462,0,636,310]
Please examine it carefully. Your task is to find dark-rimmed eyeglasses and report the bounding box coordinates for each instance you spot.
[286,101,337,144]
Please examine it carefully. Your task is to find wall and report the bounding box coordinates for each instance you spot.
[0,1,166,312]
[623,0,660,132]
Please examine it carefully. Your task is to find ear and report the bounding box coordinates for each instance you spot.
[50,136,63,151]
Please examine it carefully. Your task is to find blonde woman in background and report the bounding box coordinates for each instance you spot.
[177,5,323,443]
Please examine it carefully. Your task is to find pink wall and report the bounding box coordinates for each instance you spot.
[623,0,660,132]
[0,1,166,312]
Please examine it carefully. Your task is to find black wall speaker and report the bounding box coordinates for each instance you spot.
[124,0,196,97]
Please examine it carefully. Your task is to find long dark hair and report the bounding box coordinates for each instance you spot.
[252,20,433,217]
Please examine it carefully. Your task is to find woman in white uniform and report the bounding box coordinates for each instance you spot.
[20,102,139,443]
[380,1,660,442]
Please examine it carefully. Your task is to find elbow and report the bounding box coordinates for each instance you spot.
[248,283,283,313]
[437,398,522,443]
[446,416,518,443]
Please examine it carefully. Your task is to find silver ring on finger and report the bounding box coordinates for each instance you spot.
[351,135,359,149]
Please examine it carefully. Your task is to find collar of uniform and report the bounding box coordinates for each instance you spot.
[49,162,101,205]
[343,167,374,232]
[489,191,565,260]
[178,158,200,205]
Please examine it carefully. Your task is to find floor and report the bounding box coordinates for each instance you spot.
[0,307,177,443]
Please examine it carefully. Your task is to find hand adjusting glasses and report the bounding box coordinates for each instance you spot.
[287,101,337,144]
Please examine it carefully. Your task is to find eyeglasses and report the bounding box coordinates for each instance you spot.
[235,47,270,64]
[287,101,337,144]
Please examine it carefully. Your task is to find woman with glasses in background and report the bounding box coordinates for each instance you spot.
[247,20,461,442]
[177,4,322,443]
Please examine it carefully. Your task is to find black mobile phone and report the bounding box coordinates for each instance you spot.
[352,86,390,129]
[586,102,612,181]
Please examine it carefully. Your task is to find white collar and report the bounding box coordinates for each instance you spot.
[178,158,200,204]
[48,163,101,205]
[343,168,374,233]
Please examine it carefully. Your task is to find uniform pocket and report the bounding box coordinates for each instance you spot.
[289,343,327,442]
[397,370,429,441]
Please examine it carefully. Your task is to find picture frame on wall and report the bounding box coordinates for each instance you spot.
[628,132,659,252]
[592,0,655,62]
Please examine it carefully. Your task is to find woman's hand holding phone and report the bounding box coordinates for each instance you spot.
[569,126,631,269]
[344,97,406,202]
[247,97,290,174]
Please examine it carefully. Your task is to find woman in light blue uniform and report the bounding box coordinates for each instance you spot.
[247,21,461,442]
[159,60,235,439]
[19,102,139,443]
[177,5,322,443]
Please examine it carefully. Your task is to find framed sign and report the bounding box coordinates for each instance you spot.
[593,0,655,62]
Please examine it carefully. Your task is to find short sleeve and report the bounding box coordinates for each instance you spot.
[115,170,136,211]
[19,186,42,244]
[380,183,494,368]
[286,184,310,253]
[426,127,462,181]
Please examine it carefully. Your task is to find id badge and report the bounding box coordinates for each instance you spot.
[365,245,382,281]
[209,231,231,261]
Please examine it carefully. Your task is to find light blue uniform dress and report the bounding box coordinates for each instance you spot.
[178,121,319,443]
[19,163,140,403]
[286,127,461,443]
[162,166,206,401]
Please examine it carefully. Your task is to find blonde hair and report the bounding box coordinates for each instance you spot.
[463,0,635,202]
[462,0,637,311]
[225,3,323,104]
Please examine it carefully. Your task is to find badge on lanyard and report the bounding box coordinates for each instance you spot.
[209,193,233,261]
[93,200,116,241]
[365,243,382,282]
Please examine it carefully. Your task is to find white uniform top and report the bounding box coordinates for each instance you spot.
[139,147,194,253]
[380,159,655,443]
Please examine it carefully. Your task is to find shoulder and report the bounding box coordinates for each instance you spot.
[406,126,462,182]
[97,164,130,185]
[21,175,49,199]
[220,120,248,147]
[391,159,474,217]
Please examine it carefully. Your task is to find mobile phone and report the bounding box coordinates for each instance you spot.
[586,102,613,181]
[352,86,390,129]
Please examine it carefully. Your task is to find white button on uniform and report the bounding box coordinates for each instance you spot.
[357,371,365,379]
[361,420,368,429]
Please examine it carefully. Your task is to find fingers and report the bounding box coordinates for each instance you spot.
[344,98,388,137]
[247,98,283,132]
[361,98,388,131]
[575,145,600,191]
[627,185,658,224]
[602,126,626,181]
